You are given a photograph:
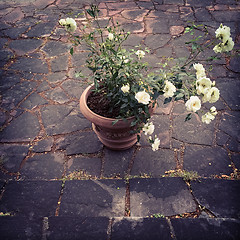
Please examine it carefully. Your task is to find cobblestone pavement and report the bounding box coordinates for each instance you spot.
[0,0,240,239]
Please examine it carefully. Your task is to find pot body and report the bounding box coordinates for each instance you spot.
[80,85,154,150]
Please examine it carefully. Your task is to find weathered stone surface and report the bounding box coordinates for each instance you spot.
[41,41,71,57]
[131,148,176,177]
[59,180,126,217]
[145,19,169,34]
[0,144,29,172]
[44,87,70,104]
[194,8,213,21]
[228,55,240,73]
[67,156,101,178]
[103,148,133,178]
[0,217,42,240]
[186,0,214,7]
[171,218,240,240]
[232,153,240,170]
[121,9,148,22]
[61,80,86,99]
[56,131,102,154]
[184,146,232,177]
[2,7,24,23]
[211,11,240,22]
[130,178,196,217]
[20,92,48,109]
[20,152,65,180]
[47,72,67,84]
[111,217,172,240]
[47,216,109,240]
[0,49,14,67]
[170,26,185,36]
[191,179,240,218]
[41,105,91,135]
[0,180,61,217]
[32,138,53,153]
[51,55,68,72]
[0,112,40,142]
[26,22,56,37]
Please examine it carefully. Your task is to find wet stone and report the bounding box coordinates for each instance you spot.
[103,148,133,178]
[32,138,53,153]
[47,216,109,240]
[0,112,40,142]
[171,218,240,240]
[183,146,232,177]
[67,156,101,178]
[191,179,240,218]
[44,87,70,104]
[56,131,102,155]
[0,180,61,218]
[0,144,29,172]
[131,148,176,177]
[26,22,56,37]
[8,39,43,55]
[9,57,48,74]
[130,178,196,217]
[59,179,126,217]
[0,217,42,240]
[41,41,71,57]
[20,152,65,180]
[41,105,91,135]
[51,55,68,72]
[111,217,172,240]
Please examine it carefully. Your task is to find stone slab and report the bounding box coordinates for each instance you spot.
[171,218,240,240]
[111,217,172,240]
[32,138,53,153]
[50,55,68,72]
[131,148,176,177]
[20,152,65,180]
[130,178,196,217]
[41,41,71,57]
[47,216,109,240]
[59,179,126,217]
[0,180,61,218]
[0,216,43,240]
[20,92,49,109]
[44,87,70,104]
[26,22,56,37]
[191,179,240,218]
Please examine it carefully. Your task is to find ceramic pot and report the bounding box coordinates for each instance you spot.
[80,85,155,150]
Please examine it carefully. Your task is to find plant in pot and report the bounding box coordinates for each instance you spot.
[59,5,235,151]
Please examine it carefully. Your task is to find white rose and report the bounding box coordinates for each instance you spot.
[185,96,201,112]
[121,84,130,93]
[193,63,206,79]
[222,37,234,52]
[163,80,176,98]
[59,19,66,25]
[210,106,218,116]
[215,24,231,43]
[152,138,160,151]
[143,122,155,135]
[135,90,151,105]
[135,50,145,59]
[196,77,212,95]
[213,43,223,53]
[108,33,114,41]
[204,87,220,103]
[202,112,215,124]
[65,17,77,32]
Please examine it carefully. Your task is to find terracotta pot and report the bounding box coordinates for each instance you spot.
[80,85,155,150]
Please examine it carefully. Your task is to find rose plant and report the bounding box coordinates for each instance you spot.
[59,5,236,151]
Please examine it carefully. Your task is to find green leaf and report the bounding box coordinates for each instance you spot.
[175,93,184,101]
[185,113,192,122]
[112,119,119,125]
[164,97,172,104]
[70,47,73,55]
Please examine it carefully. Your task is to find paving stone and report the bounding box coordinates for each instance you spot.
[2,7,24,23]
[111,217,172,240]
[0,49,14,66]
[44,87,70,104]
[32,138,54,153]
[0,216,43,240]
[51,55,68,72]
[131,148,176,177]
[184,146,232,177]
[211,11,240,22]
[33,0,55,9]
[130,178,196,217]
[47,72,67,84]
[0,144,29,172]
[47,216,109,240]
[41,41,71,57]
[61,80,86,99]
[41,105,91,135]
[226,137,240,152]
[121,22,144,34]
[20,152,65,180]
[56,131,102,154]
[145,19,169,34]
[2,26,29,39]
[9,57,48,74]
[164,0,184,4]
[103,148,133,178]
[144,34,171,50]
[59,179,126,217]
[0,112,40,142]
[121,9,149,22]
[155,46,173,58]
[179,6,195,21]
[219,111,240,142]
[191,179,240,218]
[0,180,61,218]
[26,22,56,37]
[194,8,213,22]
[67,156,101,178]
[0,111,6,126]
[8,39,43,55]
[171,218,240,240]
[20,92,48,109]
[228,55,240,73]
[232,153,240,170]
[37,80,51,92]
[186,0,214,7]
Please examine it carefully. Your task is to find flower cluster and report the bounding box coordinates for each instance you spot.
[213,24,234,53]
[142,122,160,151]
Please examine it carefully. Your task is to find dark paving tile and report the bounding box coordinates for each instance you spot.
[191,179,240,218]
[47,72,67,84]
[61,80,86,99]
[144,34,171,50]
[111,217,172,240]
[26,22,56,37]
[47,216,109,240]
[44,87,70,104]
[130,178,196,217]
[32,138,53,153]
[50,55,68,72]
[20,92,49,109]
[171,218,240,240]
[0,180,61,218]
[0,216,43,240]
[59,179,126,217]
[41,41,71,57]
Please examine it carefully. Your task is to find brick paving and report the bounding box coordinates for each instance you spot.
[0,0,240,239]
